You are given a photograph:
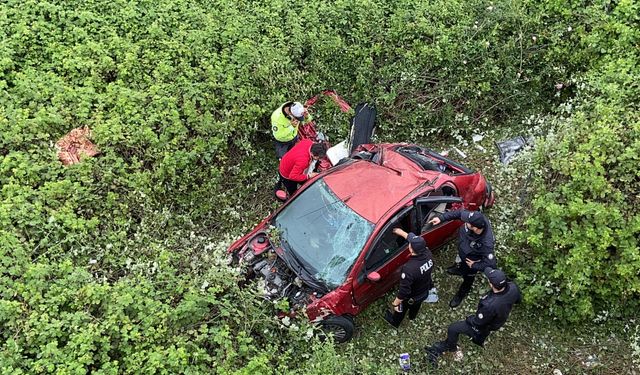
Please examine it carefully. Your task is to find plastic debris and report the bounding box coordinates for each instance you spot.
[399,353,410,371]
[425,288,439,303]
[452,147,467,158]
[495,136,532,164]
[326,140,349,166]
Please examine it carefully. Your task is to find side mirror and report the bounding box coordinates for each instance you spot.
[367,272,381,282]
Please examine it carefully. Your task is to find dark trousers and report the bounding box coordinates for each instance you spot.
[274,136,298,159]
[435,321,490,353]
[385,300,423,328]
[278,173,299,196]
[456,261,477,298]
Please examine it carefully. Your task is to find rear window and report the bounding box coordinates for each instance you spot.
[395,145,471,174]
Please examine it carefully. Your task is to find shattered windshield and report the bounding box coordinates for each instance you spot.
[274,179,374,289]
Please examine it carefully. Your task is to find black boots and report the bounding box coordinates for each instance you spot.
[446,263,465,276]
[425,341,448,368]
[450,275,474,308]
[449,292,467,308]
[383,309,400,328]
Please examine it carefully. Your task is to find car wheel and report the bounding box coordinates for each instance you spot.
[320,315,355,343]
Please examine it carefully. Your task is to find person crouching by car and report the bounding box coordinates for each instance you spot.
[425,267,521,369]
[278,139,327,197]
[384,229,434,328]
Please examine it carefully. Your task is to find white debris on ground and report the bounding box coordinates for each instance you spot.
[441,132,491,160]
[200,281,209,291]
[472,133,486,152]
[452,146,467,158]
[582,354,599,368]
[305,328,314,340]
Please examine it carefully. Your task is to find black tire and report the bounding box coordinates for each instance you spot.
[320,315,355,343]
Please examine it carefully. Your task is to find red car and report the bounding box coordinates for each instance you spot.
[228,142,495,342]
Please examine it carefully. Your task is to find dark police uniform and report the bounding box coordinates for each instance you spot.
[427,280,521,361]
[385,249,434,328]
[438,210,497,303]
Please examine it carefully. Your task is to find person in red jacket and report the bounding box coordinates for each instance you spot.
[278,139,327,196]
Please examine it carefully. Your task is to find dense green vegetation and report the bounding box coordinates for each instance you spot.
[513,0,640,322]
[1,0,638,373]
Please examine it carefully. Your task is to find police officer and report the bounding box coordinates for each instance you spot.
[383,228,434,328]
[425,268,521,368]
[428,209,496,308]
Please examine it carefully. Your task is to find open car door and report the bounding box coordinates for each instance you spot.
[414,196,464,249]
[326,102,377,165]
[347,102,377,153]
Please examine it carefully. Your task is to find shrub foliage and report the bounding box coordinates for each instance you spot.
[1,0,638,372]
[512,0,640,321]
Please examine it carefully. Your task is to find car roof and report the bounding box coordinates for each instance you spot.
[323,144,439,223]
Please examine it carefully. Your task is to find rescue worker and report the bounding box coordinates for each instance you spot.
[384,228,434,328]
[428,209,496,308]
[425,267,521,368]
[271,101,309,159]
[278,139,326,196]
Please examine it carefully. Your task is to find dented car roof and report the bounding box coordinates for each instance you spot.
[323,144,440,223]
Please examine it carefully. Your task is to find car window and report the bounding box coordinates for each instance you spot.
[365,209,412,270]
[418,185,460,232]
[274,180,374,289]
[394,145,472,175]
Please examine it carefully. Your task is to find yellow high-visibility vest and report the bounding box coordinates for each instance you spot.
[271,103,298,142]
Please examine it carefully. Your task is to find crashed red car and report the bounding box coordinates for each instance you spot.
[228,141,495,342]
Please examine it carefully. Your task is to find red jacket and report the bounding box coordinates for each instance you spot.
[279,139,313,182]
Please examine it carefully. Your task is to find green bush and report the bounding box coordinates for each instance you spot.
[1,0,635,371]
[1,248,364,374]
[512,0,640,322]
[516,103,640,321]
[0,0,574,237]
